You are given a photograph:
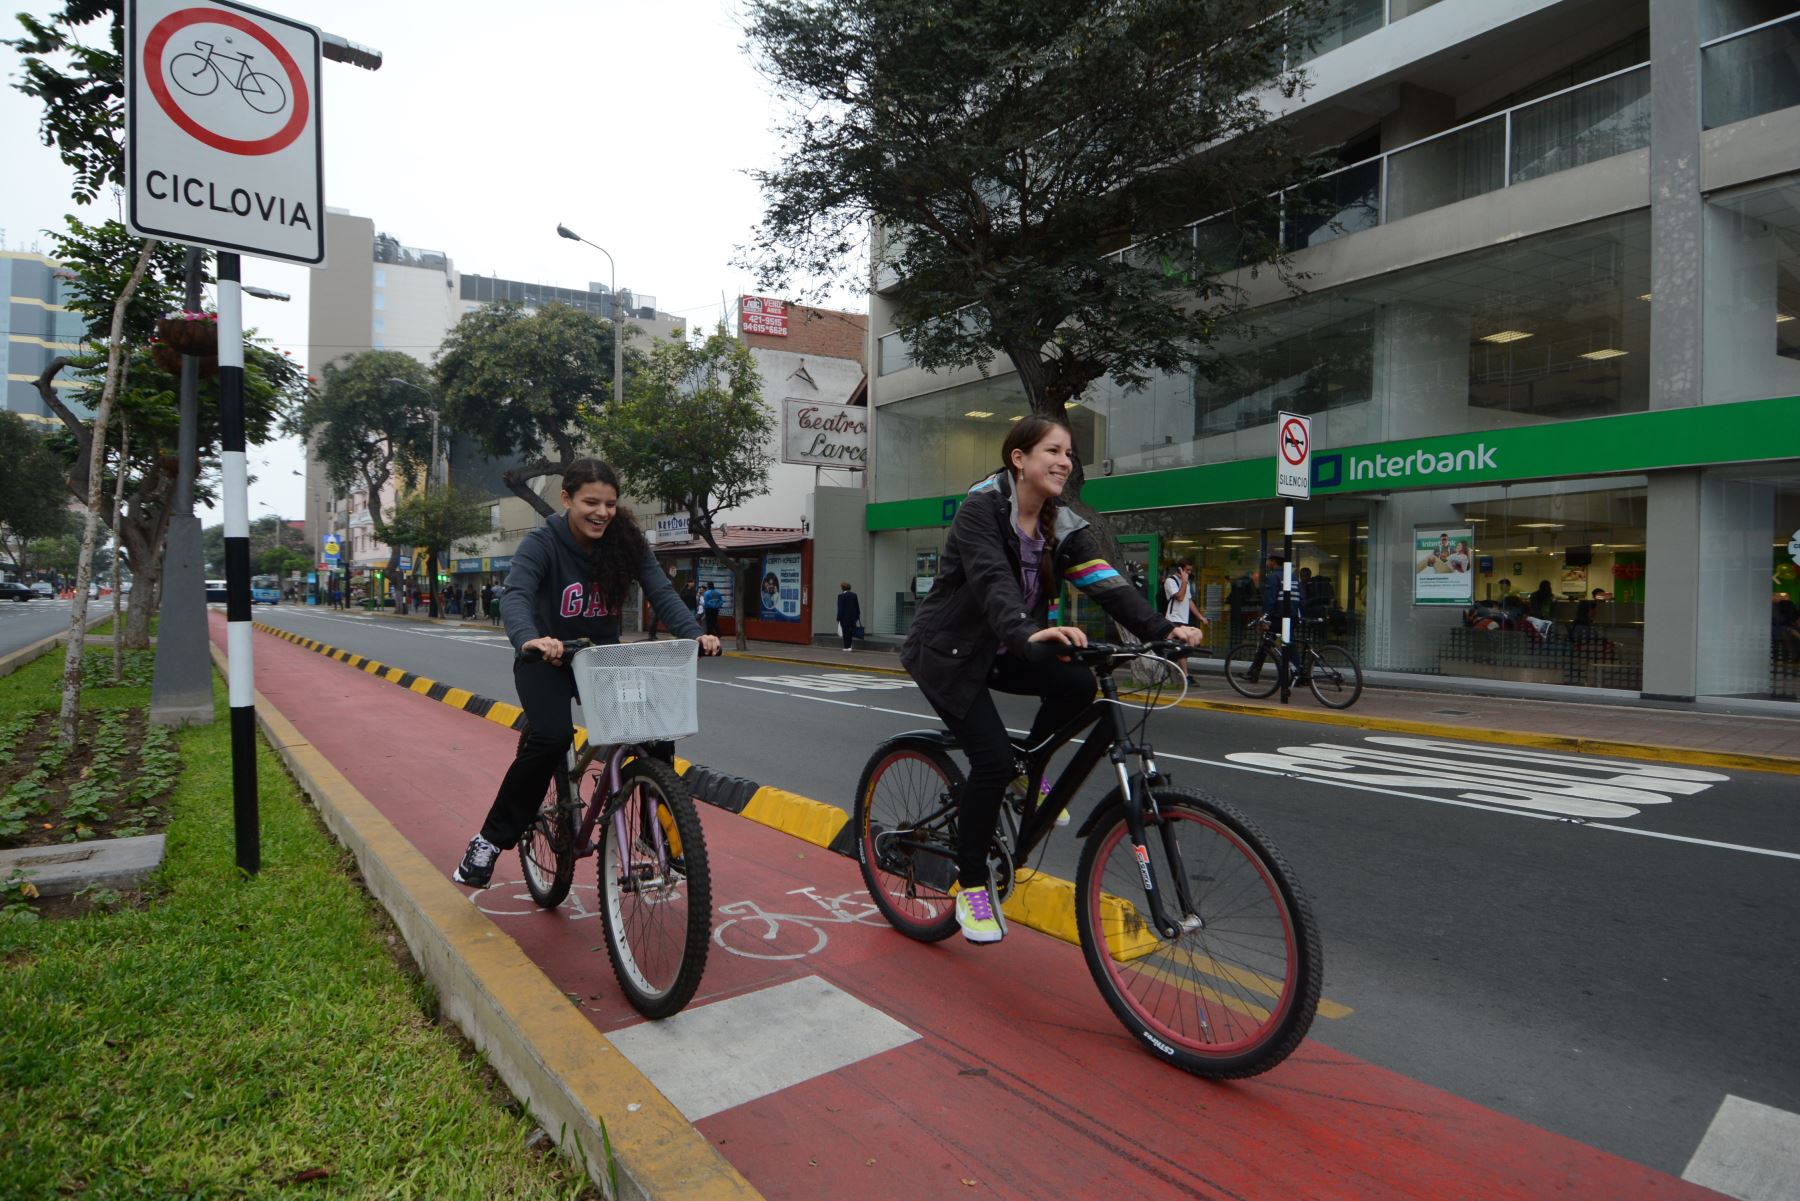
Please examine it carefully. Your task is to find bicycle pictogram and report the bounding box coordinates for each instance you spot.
[712,887,886,961]
[169,36,288,115]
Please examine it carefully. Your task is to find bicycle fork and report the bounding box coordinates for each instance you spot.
[607,748,672,892]
[1114,746,1198,941]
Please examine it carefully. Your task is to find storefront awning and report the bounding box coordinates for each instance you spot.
[650,525,805,554]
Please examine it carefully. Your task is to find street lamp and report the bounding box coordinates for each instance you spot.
[555,223,624,411]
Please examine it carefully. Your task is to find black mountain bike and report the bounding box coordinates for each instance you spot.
[852,640,1322,1078]
[1225,617,1363,708]
[516,639,710,1019]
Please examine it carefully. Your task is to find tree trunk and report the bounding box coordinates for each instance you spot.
[500,459,565,519]
[58,240,158,748]
[111,414,128,684]
[427,549,441,617]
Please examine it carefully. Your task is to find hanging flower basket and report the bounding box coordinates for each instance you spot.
[155,311,218,355]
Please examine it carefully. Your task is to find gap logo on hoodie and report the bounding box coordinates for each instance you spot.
[559,582,613,619]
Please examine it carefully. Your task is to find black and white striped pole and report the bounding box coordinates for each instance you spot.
[217,251,259,876]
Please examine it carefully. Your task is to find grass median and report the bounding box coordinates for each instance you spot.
[0,645,599,1198]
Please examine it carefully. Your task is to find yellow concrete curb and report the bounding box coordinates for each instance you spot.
[215,641,761,1200]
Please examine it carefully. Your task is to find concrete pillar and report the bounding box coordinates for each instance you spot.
[1363,493,1467,673]
[1697,474,1777,696]
[1642,471,1702,699]
[1380,83,1456,153]
[1648,0,1703,409]
[809,486,869,641]
[1373,300,1473,440]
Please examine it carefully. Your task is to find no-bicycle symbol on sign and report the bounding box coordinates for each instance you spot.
[126,0,325,265]
[1276,411,1312,500]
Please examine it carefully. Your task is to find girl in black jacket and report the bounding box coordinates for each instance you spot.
[452,459,720,888]
[900,416,1205,942]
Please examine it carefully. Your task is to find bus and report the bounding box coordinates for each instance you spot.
[250,575,282,605]
[204,579,227,603]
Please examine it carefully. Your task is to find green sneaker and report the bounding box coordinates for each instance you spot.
[1035,778,1070,827]
[954,885,1005,944]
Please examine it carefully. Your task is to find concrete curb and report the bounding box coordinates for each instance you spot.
[212,640,760,1201]
[0,608,117,679]
[723,648,1800,777]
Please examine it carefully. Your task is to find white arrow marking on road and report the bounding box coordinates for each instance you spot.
[1225,735,1727,819]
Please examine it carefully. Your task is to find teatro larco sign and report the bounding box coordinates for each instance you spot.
[782,399,867,469]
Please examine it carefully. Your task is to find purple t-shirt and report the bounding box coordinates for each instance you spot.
[997,523,1046,655]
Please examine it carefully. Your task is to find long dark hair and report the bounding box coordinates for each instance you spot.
[998,413,1073,602]
[562,458,647,610]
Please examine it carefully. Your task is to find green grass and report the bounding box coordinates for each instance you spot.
[0,651,598,1199]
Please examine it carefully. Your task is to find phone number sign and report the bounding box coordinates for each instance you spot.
[126,0,325,264]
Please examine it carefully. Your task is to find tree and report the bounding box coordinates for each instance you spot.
[435,302,639,518]
[380,487,490,619]
[592,327,773,649]
[0,413,78,569]
[4,1,125,206]
[290,349,436,591]
[743,0,1320,489]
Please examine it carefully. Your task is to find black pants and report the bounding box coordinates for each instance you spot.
[840,621,856,650]
[704,609,721,637]
[929,652,1095,889]
[478,658,579,849]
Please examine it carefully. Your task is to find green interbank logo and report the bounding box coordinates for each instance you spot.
[863,395,1800,531]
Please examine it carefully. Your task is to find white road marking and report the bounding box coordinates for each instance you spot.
[738,671,916,692]
[604,974,918,1121]
[1682,1094,1800,1201]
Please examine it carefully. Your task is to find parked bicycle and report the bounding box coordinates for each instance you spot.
[169,39,289,115]
[516,638,710,1019]
[1225,617,1363,708]
[852,640,1321,1079]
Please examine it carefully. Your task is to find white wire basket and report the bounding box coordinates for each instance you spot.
[569,639,699,745]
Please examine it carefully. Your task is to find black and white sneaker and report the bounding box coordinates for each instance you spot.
[453,835,501,887]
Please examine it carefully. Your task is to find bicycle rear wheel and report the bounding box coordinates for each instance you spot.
[598,756,710,1018]
[517,742,578,909]
[853,741,962,942]
[1306,644,1363,709]
[1224,641,1279,699]
[1075,787,1320,1078]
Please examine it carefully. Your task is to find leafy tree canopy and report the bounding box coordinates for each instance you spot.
[291,349,436,536]
[382,486,492,604]
[743,0,1321,419]
[591,326,773,552]
[4,0,124,206]
[434,302,640,517]
[0,413,77,552]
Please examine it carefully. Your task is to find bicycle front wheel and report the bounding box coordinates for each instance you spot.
[1075,787,1321,1078]
[853,742,962,942]
[598,756,710,1018]
[1306,644,1363,709]
[517,746,577,908]
[239,70,287,114]
[1224,641,1279,699]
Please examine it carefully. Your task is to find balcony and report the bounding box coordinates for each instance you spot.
[1292,0,1448,65]
[1702,10,1800,130]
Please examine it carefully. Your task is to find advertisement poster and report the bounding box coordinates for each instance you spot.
[758,552,804,622]
[1413,526,1475,605]
[696,560,736,616]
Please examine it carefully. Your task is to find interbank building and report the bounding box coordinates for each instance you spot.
[860,0,1800,706]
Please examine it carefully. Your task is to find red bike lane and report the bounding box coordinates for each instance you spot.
[225,621,1724,1201]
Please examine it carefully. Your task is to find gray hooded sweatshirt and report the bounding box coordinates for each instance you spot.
[499,512,703,650]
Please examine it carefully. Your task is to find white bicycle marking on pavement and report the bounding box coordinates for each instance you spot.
[712,886,886,960]
[471,870,602,920]
[1225,735,1729,819]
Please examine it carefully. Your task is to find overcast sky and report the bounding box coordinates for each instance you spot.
[1,0,860,524]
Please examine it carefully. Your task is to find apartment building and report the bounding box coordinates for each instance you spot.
[2,250,88,424]
[303,210,687,596]
[863,0,1800,703]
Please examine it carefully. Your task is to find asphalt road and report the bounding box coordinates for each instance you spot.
[0,596,84,657]
[251,605,1800,1185]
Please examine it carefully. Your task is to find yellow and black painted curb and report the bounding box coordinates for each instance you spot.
[726,649,1800,777]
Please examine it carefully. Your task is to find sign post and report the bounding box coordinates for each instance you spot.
[126,0,377,877]
[1274,413,1313,704]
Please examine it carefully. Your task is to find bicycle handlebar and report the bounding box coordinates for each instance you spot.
[1064,638,1196,668]
[518,637,720,663]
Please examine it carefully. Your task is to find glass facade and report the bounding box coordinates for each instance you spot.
[1702,10,1800,129]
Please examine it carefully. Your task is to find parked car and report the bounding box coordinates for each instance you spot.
[30,582,54,597]
[0,581,35,602]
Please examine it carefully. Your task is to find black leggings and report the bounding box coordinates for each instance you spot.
[929,652,1096,889]
[478,658,578,849]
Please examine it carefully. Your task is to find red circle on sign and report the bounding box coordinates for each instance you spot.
[1280,418,1309,465]
[144,8,309,156]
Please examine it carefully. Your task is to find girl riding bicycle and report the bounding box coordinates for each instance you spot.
[900,415,1206,942]
[453,458,720,887]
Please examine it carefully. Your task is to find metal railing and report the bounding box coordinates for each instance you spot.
[1701,10,1800,130]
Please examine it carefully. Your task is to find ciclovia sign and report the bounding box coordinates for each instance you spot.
[782,399,868,469]
[126,0,325,264]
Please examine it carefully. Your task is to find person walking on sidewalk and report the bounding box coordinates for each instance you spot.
[701,581,723,638]
[452,459,721,888]
[836,581,861,651]
[900,415,1204,944]
[1163,561,1209,683]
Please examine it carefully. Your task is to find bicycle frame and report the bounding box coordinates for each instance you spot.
[991,656,1196,941]
[563,741,672,879]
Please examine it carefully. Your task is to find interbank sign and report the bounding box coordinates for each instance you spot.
[865,394,1800,531]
